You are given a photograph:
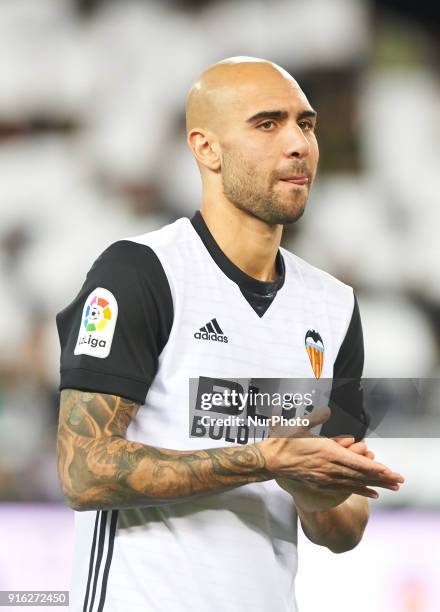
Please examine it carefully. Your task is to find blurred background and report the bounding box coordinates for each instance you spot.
[0,0,439,610]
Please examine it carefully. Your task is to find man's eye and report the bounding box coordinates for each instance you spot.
[299,120,314,131]
[259,120,276,130]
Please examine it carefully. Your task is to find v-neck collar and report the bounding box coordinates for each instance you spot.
[190,211,285,317]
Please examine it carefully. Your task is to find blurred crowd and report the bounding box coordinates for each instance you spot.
[0,0,439,503]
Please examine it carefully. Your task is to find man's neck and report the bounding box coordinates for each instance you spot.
[200,201,282,282]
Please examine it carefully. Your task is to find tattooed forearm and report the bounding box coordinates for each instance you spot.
[57,389,269,511]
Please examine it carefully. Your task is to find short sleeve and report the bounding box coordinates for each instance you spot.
[56,241,173,403]
[321,293,369,441]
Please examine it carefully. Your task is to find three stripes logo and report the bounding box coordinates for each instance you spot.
[83,510,118,612]
[305,329,324,379]
[194,318,228,343]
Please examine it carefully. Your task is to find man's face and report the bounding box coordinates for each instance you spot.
[219,77,319,225]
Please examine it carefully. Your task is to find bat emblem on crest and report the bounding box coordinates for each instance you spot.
[305,329,324,379]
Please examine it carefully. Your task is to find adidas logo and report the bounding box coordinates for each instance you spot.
[194,318,228,343]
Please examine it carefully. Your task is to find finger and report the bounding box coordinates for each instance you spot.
[350,487,379,500]
[346,441,368,455]
[325,486,379,499]
[334,439,374,460]
[357,480,400,491]
[334,447,405,482]
[332,436,355,448]
[378,470,405,483]
[331,439,372,460]
[318,458,405,487]
[322,474,402,491]
[347,445,375,463]
[349,442,375,459]
[316,480,390,493]
[336,469,403,487]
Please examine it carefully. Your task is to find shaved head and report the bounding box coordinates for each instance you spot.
[186,57,300,134]
[186,56,319,226]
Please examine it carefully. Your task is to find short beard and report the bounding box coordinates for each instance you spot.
[221,150,308,225]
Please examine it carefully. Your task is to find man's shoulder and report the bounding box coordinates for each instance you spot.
[280,246,354,300]
[124,216,192,251]
[91,216,191,271]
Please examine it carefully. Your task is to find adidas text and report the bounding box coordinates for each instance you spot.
[194,331,228,343]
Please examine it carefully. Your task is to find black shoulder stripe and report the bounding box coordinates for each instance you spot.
[321,294,368,441]
[333,294,364,379]
[57,239,174,403]
[88,240,174,355]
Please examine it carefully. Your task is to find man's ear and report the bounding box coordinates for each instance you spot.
[187,128,221,172]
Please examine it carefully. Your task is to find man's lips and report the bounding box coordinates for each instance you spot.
[279,176,309,186]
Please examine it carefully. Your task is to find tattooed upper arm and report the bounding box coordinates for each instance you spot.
[57,389,139,508]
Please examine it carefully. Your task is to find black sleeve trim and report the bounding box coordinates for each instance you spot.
[321,294,369,441]
[60,369,150,404]
[333,293,364,379]
[57,240,173,402]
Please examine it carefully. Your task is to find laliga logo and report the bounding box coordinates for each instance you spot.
[75,288,118,358]
[84,295,112,331]
[78,295,112,349]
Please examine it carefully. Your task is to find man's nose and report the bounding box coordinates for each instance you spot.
[284,125,310,158]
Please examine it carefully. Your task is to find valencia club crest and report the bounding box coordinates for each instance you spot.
[305,329,324,379]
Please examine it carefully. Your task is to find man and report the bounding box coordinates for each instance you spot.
[56,57,404,612]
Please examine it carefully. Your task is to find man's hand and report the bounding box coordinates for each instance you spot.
[257,408,404,499]
[276,437,381,512]
[275,436,379,553]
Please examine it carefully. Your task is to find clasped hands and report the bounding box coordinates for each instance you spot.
[264,406,404,513]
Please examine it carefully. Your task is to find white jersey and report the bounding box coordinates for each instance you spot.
[57,212,366,612]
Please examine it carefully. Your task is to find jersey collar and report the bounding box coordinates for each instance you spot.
[190,211,285,317]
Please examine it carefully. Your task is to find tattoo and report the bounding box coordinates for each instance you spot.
[57,389,268,511]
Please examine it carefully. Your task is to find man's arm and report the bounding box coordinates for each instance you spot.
[276,438,377,553]
[57,390,404,512]
[296,494,369,554]
[57,389,268,511]
[283,294,370,553]
[277,475,371,553]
